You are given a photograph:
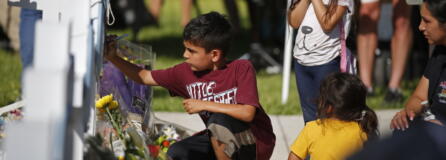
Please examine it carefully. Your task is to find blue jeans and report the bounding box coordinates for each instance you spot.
[19,8,42,70]
[294,58,340,123]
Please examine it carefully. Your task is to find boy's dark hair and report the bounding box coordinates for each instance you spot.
[183,11,232,56]
[425,0,446,24]
[317,73,379,139]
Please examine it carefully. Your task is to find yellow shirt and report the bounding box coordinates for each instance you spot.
[290,118,368,160]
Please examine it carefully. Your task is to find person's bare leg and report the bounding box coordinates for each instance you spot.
[180,0,193,27]
[210,137,231,160]
[388,0,412,89]
[357,2,381,90]
[148,0,163,21]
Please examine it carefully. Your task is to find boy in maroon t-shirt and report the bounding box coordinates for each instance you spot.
[105,12,275,160]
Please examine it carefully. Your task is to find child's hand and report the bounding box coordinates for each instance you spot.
[182,99,206,114]
[104,35,118,60]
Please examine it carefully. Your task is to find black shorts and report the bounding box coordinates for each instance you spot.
[167,113,256,160]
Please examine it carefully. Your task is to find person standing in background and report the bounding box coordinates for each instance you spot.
[148,0,193,27]
[356,0,412,102]
[288,0,355,123]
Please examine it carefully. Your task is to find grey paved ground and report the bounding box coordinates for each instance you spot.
[155,109,400,159]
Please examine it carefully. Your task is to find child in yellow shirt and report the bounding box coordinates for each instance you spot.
[288,73,379,160]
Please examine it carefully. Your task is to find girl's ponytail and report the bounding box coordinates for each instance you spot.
[359,106,379,140]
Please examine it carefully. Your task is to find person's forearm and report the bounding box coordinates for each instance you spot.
[405,93,425,114]
[311,0,346,32]
[288,0,310,28]
[107,55,156,86]
[405,76,429,114]
[204,102,256,123]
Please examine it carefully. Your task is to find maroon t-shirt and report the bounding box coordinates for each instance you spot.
[151,60,275,160]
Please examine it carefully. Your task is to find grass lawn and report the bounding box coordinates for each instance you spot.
[0,49,21,107]
[0,0,412,114]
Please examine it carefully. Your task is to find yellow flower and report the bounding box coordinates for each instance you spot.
[95,94,114,109]
[109,100,119,110]
[95,99,105,109]
[102,94,114,103]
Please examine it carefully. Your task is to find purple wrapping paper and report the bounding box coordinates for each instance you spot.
[100,62,145,114]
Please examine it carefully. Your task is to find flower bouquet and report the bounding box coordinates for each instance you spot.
[147,124,181,159]
[90,39,192,160]
[95,94,151,160]
[98,39,155,136]
[92,39,156,159]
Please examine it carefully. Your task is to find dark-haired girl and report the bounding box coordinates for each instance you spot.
[288,73,378,160]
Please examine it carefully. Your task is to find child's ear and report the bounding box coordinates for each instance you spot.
[210,49,223,62]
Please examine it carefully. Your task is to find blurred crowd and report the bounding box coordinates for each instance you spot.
[0,0,430,91]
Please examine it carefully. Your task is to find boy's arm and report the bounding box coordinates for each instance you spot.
[105,39,159,86]
[182,99,256,123]
[288,0,311,29]
[311,0,348,32]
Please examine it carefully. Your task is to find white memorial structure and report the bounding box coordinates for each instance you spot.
[5,0,106,159]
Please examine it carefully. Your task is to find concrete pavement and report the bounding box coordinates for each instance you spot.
[154,109,400,159]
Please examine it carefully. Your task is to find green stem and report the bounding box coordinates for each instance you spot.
[109,132,114,152]
[106,107,124,140]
